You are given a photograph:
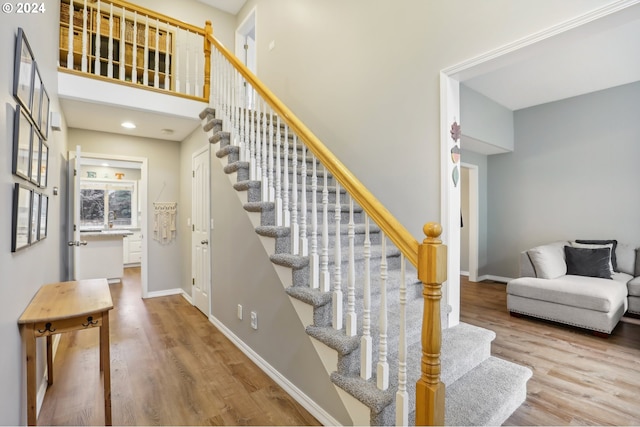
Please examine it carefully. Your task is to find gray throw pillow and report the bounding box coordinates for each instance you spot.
[564,246,612,279]
[576,239,617,271]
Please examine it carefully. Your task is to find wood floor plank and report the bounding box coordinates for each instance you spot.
[37,267,320,426]
[460,276,640,425]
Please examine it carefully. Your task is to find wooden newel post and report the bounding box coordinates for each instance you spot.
[415,222,447,426]
[203,20,212,103]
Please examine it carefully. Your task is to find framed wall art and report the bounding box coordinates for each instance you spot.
[13,105,32,181]
[30,190,40,244]
[30,134,41,186]
[39,193,48,240]
[13,28,35,114]
[12,183,32,252]
[39,141,49,188]
[39,86,50,139]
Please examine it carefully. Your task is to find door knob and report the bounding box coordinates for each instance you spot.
[201,240,209,245]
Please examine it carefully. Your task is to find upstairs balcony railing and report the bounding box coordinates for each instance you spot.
[58,0,211,102]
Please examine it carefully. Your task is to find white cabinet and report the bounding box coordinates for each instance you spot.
[123,230,142,265]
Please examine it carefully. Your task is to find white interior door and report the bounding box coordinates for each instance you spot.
[69,146,85,280]
[192,147,210,316]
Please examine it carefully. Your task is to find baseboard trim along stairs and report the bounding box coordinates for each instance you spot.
[200,107,531,426]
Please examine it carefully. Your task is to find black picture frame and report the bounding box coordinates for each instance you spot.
[30,191,40,244]
[40,86,50,140]
[13,28,35,114]
[30,133,41,186]
[39,141,49,188]
[31,63,42,128]
[39,193,48,240]
[12,183,32,252]
[13,105,32,181]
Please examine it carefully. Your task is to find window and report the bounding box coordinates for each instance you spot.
[80,179,138,229]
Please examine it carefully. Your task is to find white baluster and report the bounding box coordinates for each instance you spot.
[346,196,356,336]
[185,29,190,94]
[131,12,137,84]
[299,143,308,257]
[173,26,179,92]
[360,213,372,379]
[244,84,251,161]
[377,235,389,390]
[143,16,149,86]
[255,99,262,184]
[309,155,319,289]
[164,21,170,90]
[94,0,101,76]
[249,93,257,181]
[66,0,73,69]
[154,20,160,88]
[320,165,330,293]
[261,100,269,201]
[396,255,408,426]
[333,182,342,330]
[119,6,125,81]
[81,0,88,72]
[275,115,283,226]
[107,4,113,78]
[290,135,300,255]
[268,108,275,202]
[282,125,290,228]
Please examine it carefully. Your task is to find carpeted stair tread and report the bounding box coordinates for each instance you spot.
[306,326,360,355]
[440,322,495,386]
[234,180,261,192]
[209,130,229,144]
[443,356,532,426]
[224,161,249,174]
[256,226,290,238]
[244,201,274,212]
[270,253,308,270]
[199,107,215,120]
[330,372,394,415]
[285,286,332,308]
[216,144,239,158]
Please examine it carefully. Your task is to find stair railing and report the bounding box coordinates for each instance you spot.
[205,24,446,426]
[58,0,210,102]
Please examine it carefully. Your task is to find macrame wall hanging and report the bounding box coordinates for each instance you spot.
[153,202,177,244]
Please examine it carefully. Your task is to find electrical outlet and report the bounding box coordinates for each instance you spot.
[250,311,258,330]
[237,304,243,320]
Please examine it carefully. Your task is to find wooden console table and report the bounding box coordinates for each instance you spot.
[18,279,114,426]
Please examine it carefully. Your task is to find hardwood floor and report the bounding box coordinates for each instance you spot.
[37,267,320,426]
[460,276,640,426]
[38,270,640,425]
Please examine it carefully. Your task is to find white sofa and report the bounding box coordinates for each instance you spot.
[506,240,640,335]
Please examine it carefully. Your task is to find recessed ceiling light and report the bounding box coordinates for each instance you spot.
[101,163,109,167]
[121,121,136,129]
[161,128,174,135]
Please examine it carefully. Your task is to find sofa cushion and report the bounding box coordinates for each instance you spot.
[628,276,640,297]
[527,241,568,279]
[575,239,618,271]
[612,272,634,284]
[570,241,614,274]
[506,275,627,313]
[564,246,612,279]
[615,243,636,275]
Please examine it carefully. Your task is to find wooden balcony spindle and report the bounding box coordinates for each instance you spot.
[203,21,212,102]
[415,222,447,426]
[396,254,408,426]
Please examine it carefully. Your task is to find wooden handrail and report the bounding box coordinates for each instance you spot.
[206,31,420,267]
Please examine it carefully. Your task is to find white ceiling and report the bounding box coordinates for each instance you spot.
[461,2,640,111]
[195,0,247,15]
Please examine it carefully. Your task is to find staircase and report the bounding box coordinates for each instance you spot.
[199,107,532,425]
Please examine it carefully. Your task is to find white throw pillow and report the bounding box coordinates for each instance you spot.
[615,243,636,275]
[527,242,568,279]
[570,241,614,274]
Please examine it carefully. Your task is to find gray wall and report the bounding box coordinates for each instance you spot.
[461,84,514,152]
[69,129,183,293]
[236,0,610,239]
[0,11,70,425]
[487,81,640,278]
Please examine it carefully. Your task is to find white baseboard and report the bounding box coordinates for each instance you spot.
[460,270,470,277]
[208,315,342,427]
[145,288,186,299]
[477,274,513,284]
[180,290,193,305]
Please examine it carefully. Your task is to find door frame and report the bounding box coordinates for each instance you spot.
[461,163,479,282]
[191,145,211,316]
[69,150,149,298]
[439,1,636,327]
[236,6,257,74]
